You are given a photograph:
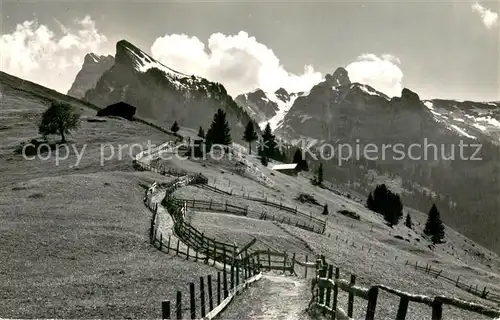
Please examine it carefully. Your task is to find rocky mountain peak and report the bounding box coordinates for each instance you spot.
[325,67,351,88]
[67,53,115,98]
[274,87,290,102]
[83,53,113,65]
[401,88,420,102]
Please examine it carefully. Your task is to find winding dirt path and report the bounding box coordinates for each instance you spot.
[216,274,312,320]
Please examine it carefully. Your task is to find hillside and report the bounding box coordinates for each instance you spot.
[1,71,500,319]
[0,72,219,318]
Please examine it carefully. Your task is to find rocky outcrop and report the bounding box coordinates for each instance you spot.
[67,53,114,98]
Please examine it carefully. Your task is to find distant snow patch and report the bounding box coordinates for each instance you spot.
[450,125,476,139]
[423,101,434,110]
[260,91,300,130]
[359,84,380,97]
[476,116,500,128]
[298,114,312,124]
[473,123,487,131]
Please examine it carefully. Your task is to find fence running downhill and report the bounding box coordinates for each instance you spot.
[407,260,500,304]
[141,161,300,319]
[311,255,500,320]
[196,183,327,234]
[176,197,322,234]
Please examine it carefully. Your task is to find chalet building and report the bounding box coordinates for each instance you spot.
[270,163,298,176]
[96,101,136,121]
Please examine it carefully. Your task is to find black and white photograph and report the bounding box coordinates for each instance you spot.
[0,0,499,319]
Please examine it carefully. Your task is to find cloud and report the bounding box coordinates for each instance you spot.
[471,2,498,28]
[345,53,404,97]
[150,31,323,96]
[0,16,108,93]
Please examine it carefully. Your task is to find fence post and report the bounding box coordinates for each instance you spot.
[230,263,235,290]
[325,264,333,308]
[319,262,326,306]
[268,248,271,269]
[347,274,356,317]
[186,245,190,260]
[283,251,287,273]
[162,300,170,319]
[456,276,460,286]
[331,267,340,320]
[189,282,196,319]
[217,271,221,305]
[200,276,206,317]
[167,235,171,254]
[481,286,488,298]
[395,296,409,320]
[223,268,228,298]
[176,238,180,256]
[244,257,248,281]
[305,255,308,278]
[365,286,379,320]
[291,253,296,274]
[176,291,182,320]
[207,275,214,311]
[431,299,443,320]
[212,242,217,266]
[236,261,240,287]
[159,234,163,251]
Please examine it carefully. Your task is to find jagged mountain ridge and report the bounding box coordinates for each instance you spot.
[272,67,500,254]
[235,87,307,130]
[67,53,115,99]
[82,40,257,140]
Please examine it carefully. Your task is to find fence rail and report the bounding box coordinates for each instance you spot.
[175,197,324,234]
[197,183,327,233]
[312,255,500,320]
[406,260,500,304]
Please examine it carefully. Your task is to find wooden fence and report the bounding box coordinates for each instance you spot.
[175,197,324,234]
[161,267,261,319]
[407,260,500,304]
[196,184,327,234]
[311,255,500,320]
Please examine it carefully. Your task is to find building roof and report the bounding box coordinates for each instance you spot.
[270,163,298,170]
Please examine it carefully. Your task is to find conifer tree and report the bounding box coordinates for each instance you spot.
[206,108,232,146]
[314,163,324,186]
[405,213,413,229]
[368,184,403,227]
[322,204,329,215]
[170,121,180,134]
[366,192,375,210]
[198,126,205,139]
[260,154,268,166]
[424,204,445,244]
[259,123,277,159]
[243,120,258,154]
[293,148,309,171]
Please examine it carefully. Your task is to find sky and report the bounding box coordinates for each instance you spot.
[1,0,499,101]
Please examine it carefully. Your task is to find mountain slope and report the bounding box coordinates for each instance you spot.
[274,67,500,254]
[83,40,256,140]
[235,88,306,129]
[67,53,115,99]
